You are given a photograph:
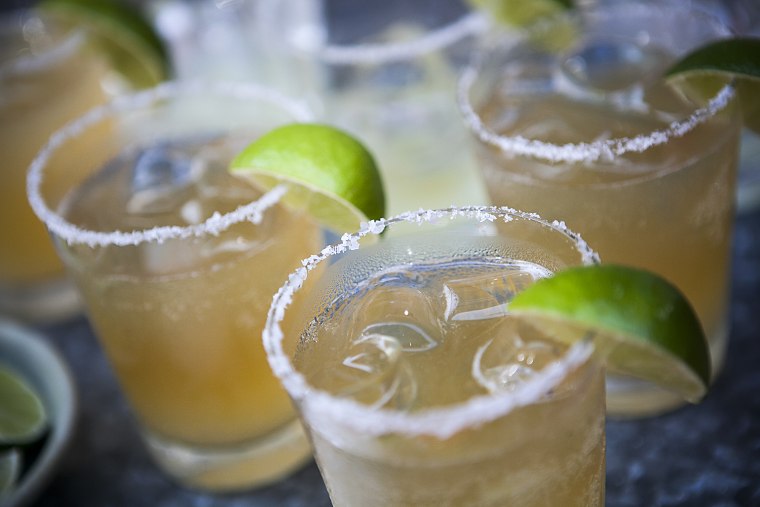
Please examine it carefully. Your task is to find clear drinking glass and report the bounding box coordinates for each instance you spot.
[0,9,115,322]
[459,1,741,416]
[27,81,321,491]
[723,0,760,214]
[298,0,489,214]
[150,0,323,96]
[264,207,605,506]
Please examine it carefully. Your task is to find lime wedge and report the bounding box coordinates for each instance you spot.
[230,123,386,233]
[468,0,578,54]
[0,366,48,445]
[467,0,573,27]
[509,265,710,403]
[0,449,21,496]
[40,0,170,88]
[665,37,760,134]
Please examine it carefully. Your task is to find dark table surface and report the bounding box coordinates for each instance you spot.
[6,0,759,504]
[23,206,760,507]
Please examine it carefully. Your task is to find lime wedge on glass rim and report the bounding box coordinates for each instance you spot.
[509,265,710,403]
[0,366,48,446]
[230,123,386,233]
[466,0,573,27]
[467,0,579,55]
[665,37,760,135]
[39,0,170,88]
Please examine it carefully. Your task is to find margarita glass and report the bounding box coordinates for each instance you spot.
[27,82,321,491]
[300,0,488,214]
[459,2,741,416]
[0,9,114,322]
[264,207,605,506]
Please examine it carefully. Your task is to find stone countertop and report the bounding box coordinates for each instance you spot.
[29,208,760,507]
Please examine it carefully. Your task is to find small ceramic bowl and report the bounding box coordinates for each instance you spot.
[0,318,77,507]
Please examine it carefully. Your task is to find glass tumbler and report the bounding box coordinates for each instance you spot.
[459,1,741,416]
[28,81,321,491]
[264,206,605,506]
[0,9,114,322]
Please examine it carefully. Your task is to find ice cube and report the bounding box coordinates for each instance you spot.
[343,333,402,373]
[559,41,663,93]
[180,199,204,224]
[349,284,443,350]
[346,334,417,410]
[380,360,417,411]
[310,333,417,410]
[443,267,539,322]
[360,323,437,353]
[126,143,198,216]
[472,318,562,393]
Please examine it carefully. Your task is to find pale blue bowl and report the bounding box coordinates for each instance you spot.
[0,318,77,507]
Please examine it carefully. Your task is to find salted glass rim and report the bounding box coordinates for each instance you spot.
[314,10,487,65]
[0,9,87,79]
[263,206,600,439]
[457,2,737,165]
[26,80,313,248]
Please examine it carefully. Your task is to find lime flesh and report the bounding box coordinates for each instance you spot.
[509,264,710,403]
[666,37,760,134]
[0,366,48,446]
[230,123,386,233]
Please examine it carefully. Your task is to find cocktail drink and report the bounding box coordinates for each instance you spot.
[459,2,741,416]
[0,9,112,321]
[300,1,488,214]
[264,207,605,506]
[27,82,321,490]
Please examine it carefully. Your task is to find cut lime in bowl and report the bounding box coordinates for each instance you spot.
[510,264,710,404]
[39,0,170,88]
[0,366,48,446]
[0,319,77,507]
[230,123,386,234]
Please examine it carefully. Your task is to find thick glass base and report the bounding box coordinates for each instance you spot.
[143,419,312,492]
[606,324,728,418]
[0,275,81,323]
